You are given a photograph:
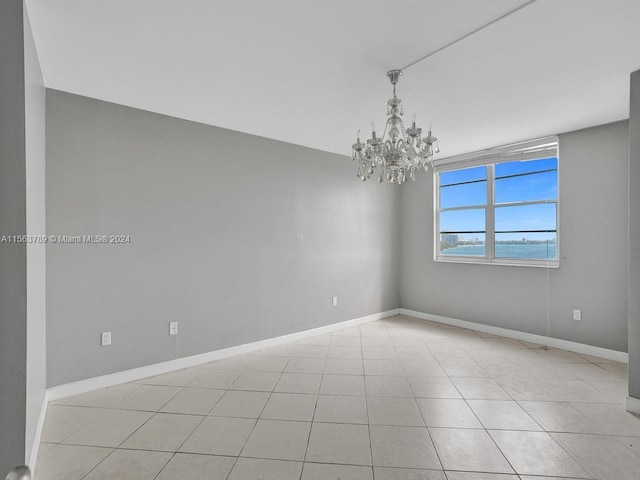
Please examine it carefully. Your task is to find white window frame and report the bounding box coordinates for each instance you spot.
[434,136,559,268]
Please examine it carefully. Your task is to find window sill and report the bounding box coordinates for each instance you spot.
[434,256,559,268]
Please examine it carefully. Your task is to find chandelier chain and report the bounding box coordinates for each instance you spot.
[399,0,538,72]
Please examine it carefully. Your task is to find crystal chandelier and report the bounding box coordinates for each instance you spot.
[352,70,439,184]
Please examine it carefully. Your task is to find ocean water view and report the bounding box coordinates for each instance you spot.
[441,243,557,260]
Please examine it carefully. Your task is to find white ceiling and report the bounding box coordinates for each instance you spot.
[25,0,640,158]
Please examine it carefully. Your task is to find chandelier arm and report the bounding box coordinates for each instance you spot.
[381,120,390,144]
[399,118,407,139]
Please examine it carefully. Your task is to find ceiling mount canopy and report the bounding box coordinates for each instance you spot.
[352,70,439,184]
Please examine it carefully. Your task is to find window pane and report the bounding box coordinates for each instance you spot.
[439,209,485,233]
[495,232,557,260]
[495,203,556,233]
[440,181,486,208]
[495,157,557,178]
[439,166,486,186]
[440,234,486,257]
[495,170,558,203]
[436,148,559,265]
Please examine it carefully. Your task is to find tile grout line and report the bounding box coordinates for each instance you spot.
[77,384,187,479]
[77,446,117,480]
[123,367,239,479]
[298,338,332,480]
[43,382,151,475]
[361,323,376,479]
[429,323,479,474]
[225,351,291,478]
[434,323,519,475]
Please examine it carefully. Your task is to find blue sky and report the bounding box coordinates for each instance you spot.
[439,158,557,241]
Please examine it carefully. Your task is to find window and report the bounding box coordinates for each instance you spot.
[435,137,559,266]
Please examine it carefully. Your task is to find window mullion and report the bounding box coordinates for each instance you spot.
[494,199,557,208]
[434,170,440,259]
[439,205,488,213]
[486,164,495,262]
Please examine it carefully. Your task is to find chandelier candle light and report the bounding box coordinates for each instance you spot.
[352,70,439,184]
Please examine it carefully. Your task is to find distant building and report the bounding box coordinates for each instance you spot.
[441,234,459,245]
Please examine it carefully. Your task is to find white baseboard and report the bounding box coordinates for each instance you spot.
[400,308,628,363]
[28,390,48,472]
[627,396,640,415]
[48,308,400,401]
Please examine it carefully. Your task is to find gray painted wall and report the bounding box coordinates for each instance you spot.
[44,86,632,389]
[0,0,27,473]
[46,90,399,387]
[400,121,629,352]
[24,3,47,465]
[630,70,640,399]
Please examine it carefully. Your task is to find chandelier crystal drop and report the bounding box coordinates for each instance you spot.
[352,70,439,184]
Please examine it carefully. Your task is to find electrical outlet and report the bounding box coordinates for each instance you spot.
[101,331,112,346]
[332,296,338,307]
[169,321,178,335]
[573,309,582,321]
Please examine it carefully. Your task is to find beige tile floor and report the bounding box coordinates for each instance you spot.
[35,315,640,480]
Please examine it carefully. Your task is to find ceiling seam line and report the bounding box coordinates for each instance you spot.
[399,0,539,72]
